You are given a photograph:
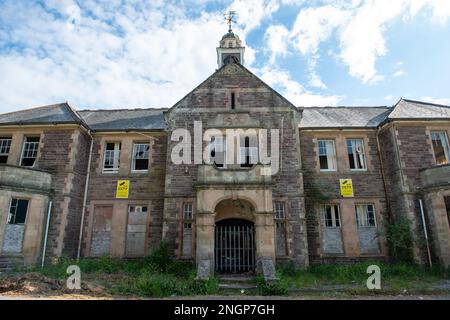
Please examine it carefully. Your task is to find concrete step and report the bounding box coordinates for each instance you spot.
[0,256,24,272]
[218,274,257,290]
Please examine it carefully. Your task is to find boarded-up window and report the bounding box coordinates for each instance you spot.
[90,206,112,257]
[320,205,344,254]
[182,203,194,257]
[355,204,379,254]
[126,206,148,257]
[274,201,287,256]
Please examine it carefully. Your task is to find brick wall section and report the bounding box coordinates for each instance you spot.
[164,63,308,266]
[37,129,90,260]
[81,134,167,256]
[300,130,388,264]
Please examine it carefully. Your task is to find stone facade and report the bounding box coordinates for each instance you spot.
[0,35,449,273]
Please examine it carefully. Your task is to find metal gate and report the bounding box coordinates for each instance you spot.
[215,220,255,273]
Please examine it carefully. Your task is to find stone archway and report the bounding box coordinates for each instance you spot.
[195,191,276,279]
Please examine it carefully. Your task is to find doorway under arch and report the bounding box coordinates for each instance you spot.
[215,218,255,273]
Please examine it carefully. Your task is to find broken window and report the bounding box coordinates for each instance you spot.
[132,143,150,172]
[347,139,367,170]
[103,142,121,173]
[8,199,29,224]
[0,137,12,164]
[239,135,258,168]
[445,197,450,228]
[210,135,226,168]
[274,201,288,256]
[182,202,194,257]
[356,204,376,227]
[20,136,39,167]
[318,140,337,171]
[431,131,450,165]
[320,205,340,228]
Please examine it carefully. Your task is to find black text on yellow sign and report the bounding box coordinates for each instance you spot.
[340,179,354,198]
[116,180,130,199]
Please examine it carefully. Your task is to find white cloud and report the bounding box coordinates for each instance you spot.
[393,70,405,78]
[421,97,450,105]
[265,24,290,64]
[257,66,342,106]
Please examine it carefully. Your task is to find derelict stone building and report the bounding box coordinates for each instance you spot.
[0,30,449,277]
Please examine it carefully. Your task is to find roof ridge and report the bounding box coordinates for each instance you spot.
[402,98,450,109]
[0,102,69,116]
[300,106,390,109]
[78,107,168,112]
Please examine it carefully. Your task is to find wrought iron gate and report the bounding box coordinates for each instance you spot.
[215,221,255,273]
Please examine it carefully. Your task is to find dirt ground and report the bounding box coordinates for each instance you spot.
[1,272,450,300]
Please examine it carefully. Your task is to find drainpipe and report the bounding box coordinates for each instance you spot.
[41,201,52,268]
[76,130,94,261]
[376,128,393,223]
[418,199,433,268]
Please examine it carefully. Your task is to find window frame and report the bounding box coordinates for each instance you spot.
[239,135,258,168]
[102,142,121,173]
[210,135,227,169]
[347,138,367,171]
[131,142,150,173]
[20,136,40,167]
[355,204,377,228]
[128,205,148,214]
[317,139,337,172]
[7,198,30,225]
[430,131,450,166]
[273,201,288,256]
[0,136,12,164]
[320,204,341,228]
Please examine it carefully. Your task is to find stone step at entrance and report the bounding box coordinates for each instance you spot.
[0,255,25,272]
[218,273,257,290]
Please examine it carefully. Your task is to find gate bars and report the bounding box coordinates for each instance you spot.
[214,225,255,273]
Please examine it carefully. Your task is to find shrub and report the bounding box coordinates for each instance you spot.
[256,275,288,296]
[385,217,415,264]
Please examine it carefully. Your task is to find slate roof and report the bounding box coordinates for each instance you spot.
[77,108,167,131]
[299,106,391,129]
[0,103,83,125]
[388,99,450,120]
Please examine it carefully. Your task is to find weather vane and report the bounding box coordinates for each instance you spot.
[224,10,237,33]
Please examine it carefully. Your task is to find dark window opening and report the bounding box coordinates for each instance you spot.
[231,92,236,109]
[8,199,29,224]
[240,136,252,168]
[0,137,12,164]
[21,136,39,167]
[132,143,149,171]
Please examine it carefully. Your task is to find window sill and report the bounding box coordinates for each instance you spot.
[349,169,368,172]
[131,170,149,174]
[319,169,337,173]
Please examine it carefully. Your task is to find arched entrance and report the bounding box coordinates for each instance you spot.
[213,197,257,274]
[215,218,255,273]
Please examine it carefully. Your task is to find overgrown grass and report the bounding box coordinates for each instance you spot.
[30,242,219,297]
[278,261,450,293]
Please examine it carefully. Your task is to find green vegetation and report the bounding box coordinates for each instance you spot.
[278,261,450,294]
[385,217,416,264]
[31,241,219,298]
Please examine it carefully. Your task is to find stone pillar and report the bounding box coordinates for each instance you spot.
[340,200,360,257]
[255,212,277,281]
[195,212,215,279]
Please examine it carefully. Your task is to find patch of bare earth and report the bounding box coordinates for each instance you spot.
[0,272,113,299]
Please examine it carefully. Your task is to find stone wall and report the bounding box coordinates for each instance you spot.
[81,132,167,257]
[300,130,388,264]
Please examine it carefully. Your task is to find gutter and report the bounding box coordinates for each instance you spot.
[76,130,94,261]
[376,129,393,223]
[41,201,53,267]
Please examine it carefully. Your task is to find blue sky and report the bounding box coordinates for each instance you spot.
[0,0,449,113]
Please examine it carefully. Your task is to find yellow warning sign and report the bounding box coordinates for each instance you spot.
[340,179,354,198]
[116,180,130,199]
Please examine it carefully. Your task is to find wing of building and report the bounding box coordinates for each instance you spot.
[1,30,450,276]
